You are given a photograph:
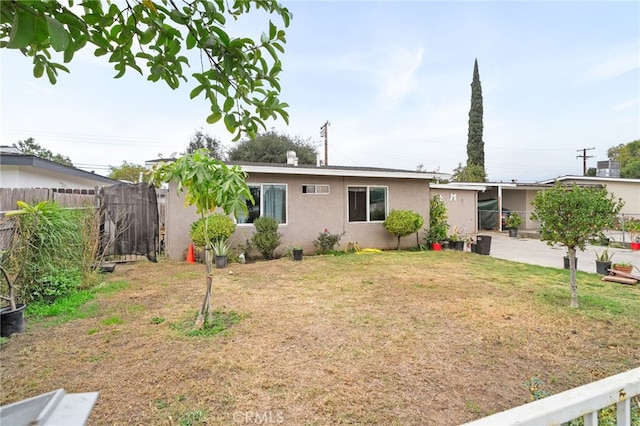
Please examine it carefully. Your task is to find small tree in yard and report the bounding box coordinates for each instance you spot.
[384,210,424,250]
[152,149,253,328]
[530,182,624,308]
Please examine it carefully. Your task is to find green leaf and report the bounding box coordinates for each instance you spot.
[33,62,45,78]
[224,114,237,133]
[206,111,222,124]
[223,97,234,112]
[7,8,37,49]
[186,31,196,49]
[45,65,57,84]
[189,85,205,99]
[46,16,70,52]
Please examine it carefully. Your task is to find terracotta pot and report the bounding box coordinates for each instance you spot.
[613,264,633,274]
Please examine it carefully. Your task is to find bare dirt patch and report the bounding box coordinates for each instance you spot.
[1,252,639,425]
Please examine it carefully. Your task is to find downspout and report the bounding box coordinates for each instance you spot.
[498,185,503,231]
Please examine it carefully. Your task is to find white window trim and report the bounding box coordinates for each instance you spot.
[347,185,389,223]
[237,182,288,226]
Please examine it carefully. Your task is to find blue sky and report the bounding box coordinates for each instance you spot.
[1,1,638,182]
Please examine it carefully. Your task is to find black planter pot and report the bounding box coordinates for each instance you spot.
[292,249,303,261]
[596,260,611,275]
[453,241,464,251]
[442,241,451,250]
[470,243,477,253]
[508,228,518,237]
[563,256,578,270]
[1,304,26,337]
[215,255,228,269]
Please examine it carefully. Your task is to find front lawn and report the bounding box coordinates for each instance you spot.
[1,251,638,425]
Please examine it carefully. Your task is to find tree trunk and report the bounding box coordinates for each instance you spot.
[195,248,214,329]
[568,246,578,308]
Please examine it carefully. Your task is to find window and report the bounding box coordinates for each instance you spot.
[237,184,287,224]
[302,184,330,194]
[348,186,387,222]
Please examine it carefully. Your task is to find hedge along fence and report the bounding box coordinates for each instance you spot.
[0,202,97,305]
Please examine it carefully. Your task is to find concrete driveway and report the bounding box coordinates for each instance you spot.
[479,231,640,274]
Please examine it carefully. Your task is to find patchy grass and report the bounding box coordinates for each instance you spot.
[1,252,639,425]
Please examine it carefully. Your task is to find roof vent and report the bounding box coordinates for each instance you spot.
[286,151,298,166]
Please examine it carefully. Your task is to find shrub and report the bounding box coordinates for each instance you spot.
[313,228,345,253]
[505,212,523,229]
[4,201,87,304]
[251,217,282,259]
[383,209,424,249]
[425,195,449,245]
[189,214,236,248]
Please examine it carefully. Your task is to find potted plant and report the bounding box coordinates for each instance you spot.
[594,249,614,275]
[449,228,464,251]
[212,239,229,269]
[292,245,303,261]
[504,212,523,237]
[612,261,633,274]
[625,220,640,250]
[425,195,450,251]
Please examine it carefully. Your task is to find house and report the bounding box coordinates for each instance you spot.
[537,176,640,217]
[461,176,639,232]
[0,146,117,190]
[0,146,119,211]
[163,161,449,259]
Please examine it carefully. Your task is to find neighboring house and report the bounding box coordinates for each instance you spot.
[461,176,639,232]
[537,176,640,218]
[0,146,119,211]
[163,161,448,259]
[0,146,117,190]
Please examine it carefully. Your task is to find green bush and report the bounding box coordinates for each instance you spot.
[251,217,282,259]
[313,228,345,253]
[425,195,449,245]
[4,201,87,304]
[189,214,236,248]
[383,209,424,249]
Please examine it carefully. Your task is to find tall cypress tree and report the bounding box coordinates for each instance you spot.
[467,58,485,171]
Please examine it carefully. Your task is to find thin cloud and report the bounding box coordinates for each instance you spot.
[583,46,639,82]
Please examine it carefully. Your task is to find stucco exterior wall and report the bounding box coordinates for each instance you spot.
[431,188,479,237]
[164,173,431,260]
[559,179,639,216]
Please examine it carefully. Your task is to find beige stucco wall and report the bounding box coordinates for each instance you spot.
[430,188,478,238]
[165,173,431,260]
[558,179,639,217]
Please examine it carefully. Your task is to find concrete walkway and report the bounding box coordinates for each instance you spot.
[479,231,640,274]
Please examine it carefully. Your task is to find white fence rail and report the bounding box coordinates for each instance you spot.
[464,367,640,426]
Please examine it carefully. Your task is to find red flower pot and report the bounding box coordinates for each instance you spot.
[432,243,442,251]
[631,242,640,251]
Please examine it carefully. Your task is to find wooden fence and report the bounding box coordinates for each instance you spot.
[0,188,98,212]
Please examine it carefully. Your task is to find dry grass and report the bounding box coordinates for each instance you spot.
[1,251,639,425]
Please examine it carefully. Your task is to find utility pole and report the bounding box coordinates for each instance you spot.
[576,147,595,175]
[320,121,330,166]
